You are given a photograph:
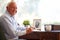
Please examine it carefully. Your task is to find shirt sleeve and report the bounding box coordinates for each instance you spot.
[16,30,26,36]
[16,25,26,36]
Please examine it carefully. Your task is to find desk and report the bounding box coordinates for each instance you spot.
[19,31,60,40]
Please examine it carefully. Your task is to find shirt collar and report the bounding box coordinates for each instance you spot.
[5,11,14,18]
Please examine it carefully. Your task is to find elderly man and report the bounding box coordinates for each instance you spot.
[0,1,32,40]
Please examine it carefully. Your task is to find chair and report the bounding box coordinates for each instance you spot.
[0,23,7,40]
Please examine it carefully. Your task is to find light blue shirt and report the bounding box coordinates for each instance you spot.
[0,11,26,39]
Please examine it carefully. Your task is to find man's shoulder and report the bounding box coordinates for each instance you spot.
[0,14,10,21]
[0,14,6,19]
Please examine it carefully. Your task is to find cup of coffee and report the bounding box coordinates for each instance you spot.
[44,24,52,31]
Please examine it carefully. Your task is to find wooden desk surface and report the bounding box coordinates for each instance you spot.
[19,31,60,40]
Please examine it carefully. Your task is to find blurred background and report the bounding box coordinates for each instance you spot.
[0,0,60,31]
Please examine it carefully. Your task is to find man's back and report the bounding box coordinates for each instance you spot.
[0,20,7,40]
[0,14,17,40]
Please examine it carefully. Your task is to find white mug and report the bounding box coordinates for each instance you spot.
[45,24,52,31]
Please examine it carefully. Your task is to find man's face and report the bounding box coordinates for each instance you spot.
[7,2,17,16]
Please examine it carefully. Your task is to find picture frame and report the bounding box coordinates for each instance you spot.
[33,19,41,30]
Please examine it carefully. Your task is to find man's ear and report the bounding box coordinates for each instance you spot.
[6,6,9,10]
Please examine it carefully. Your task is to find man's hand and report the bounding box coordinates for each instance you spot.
[26,28,32,34]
